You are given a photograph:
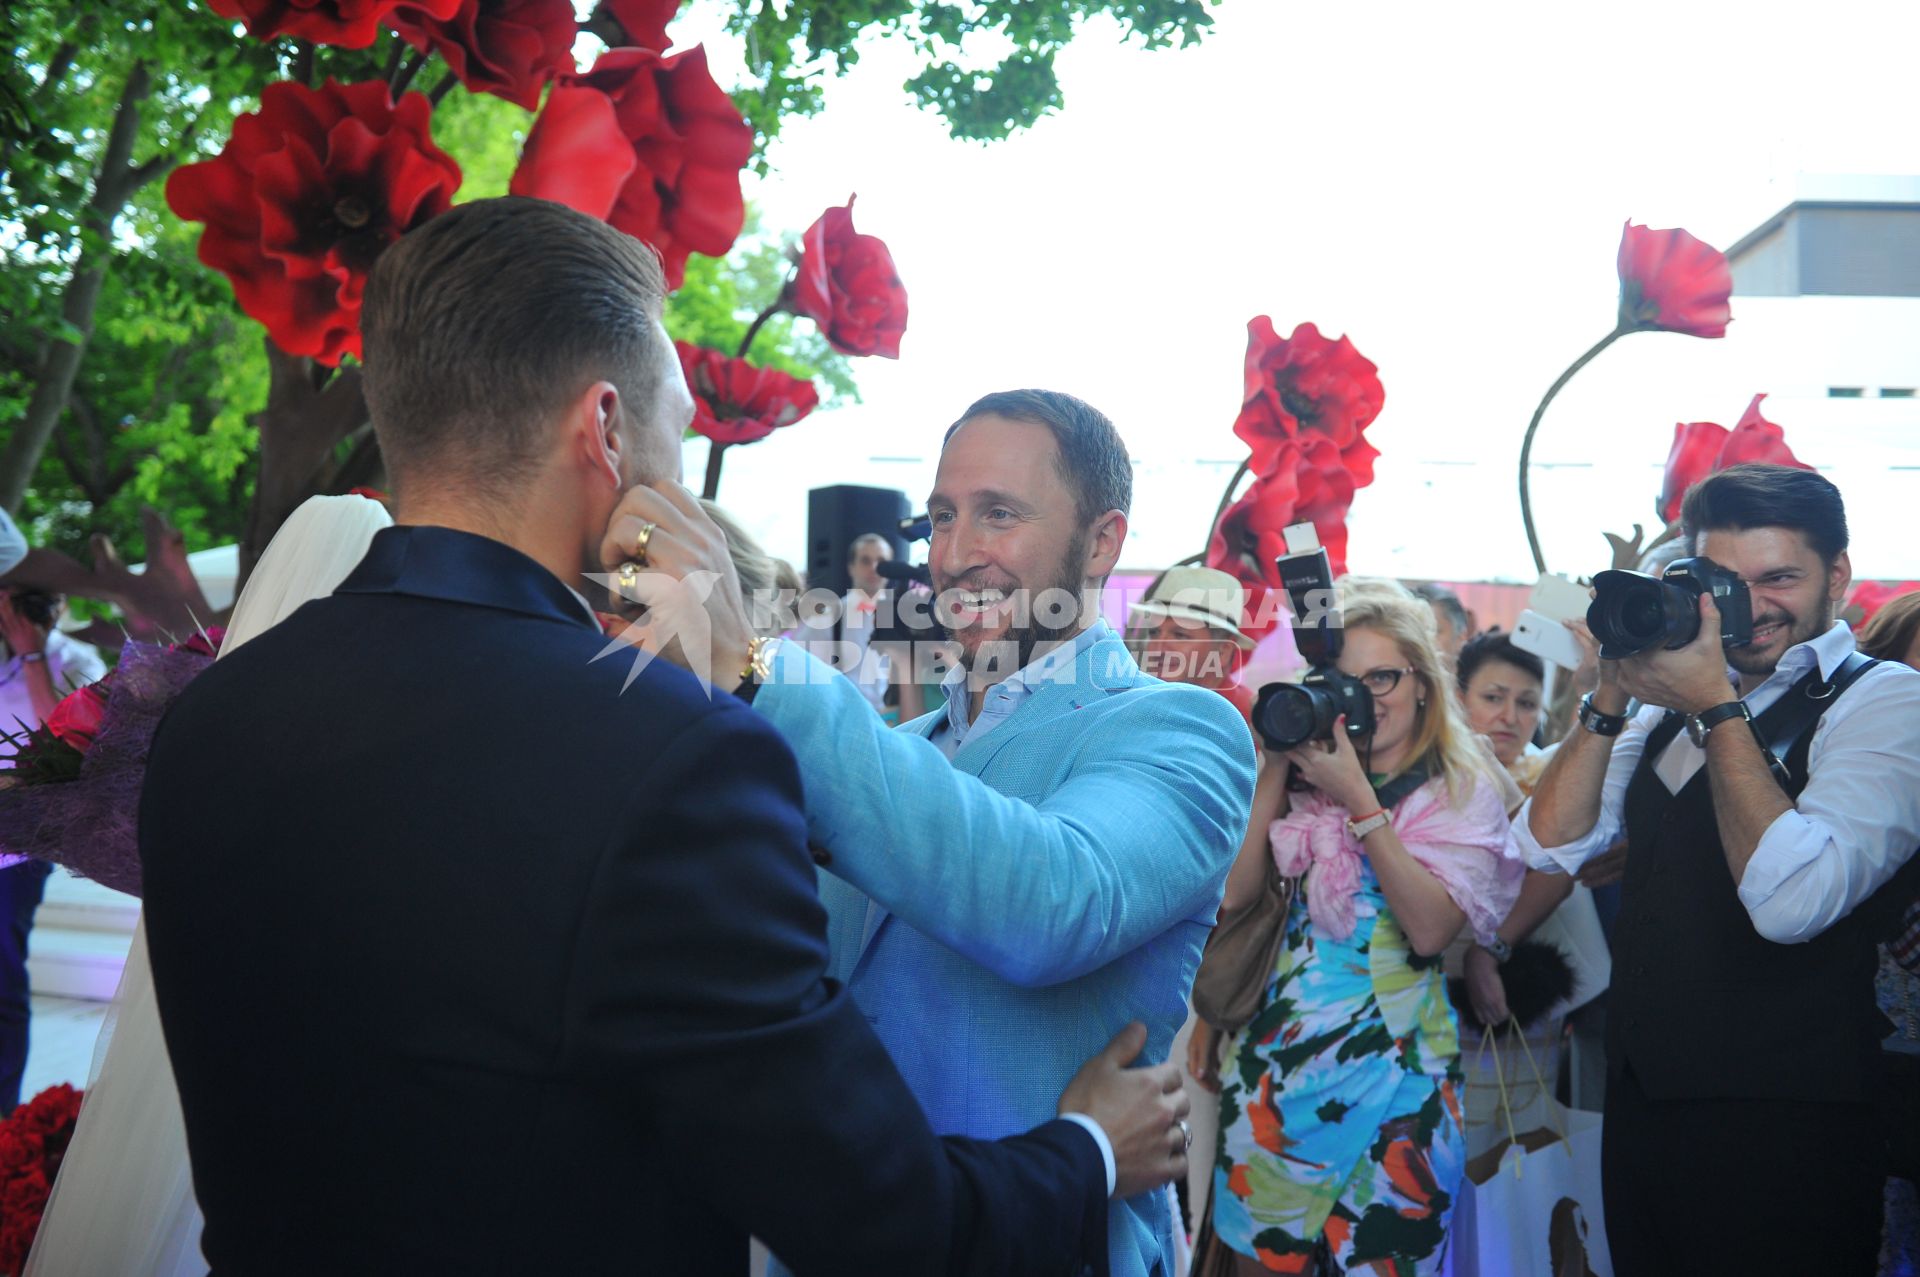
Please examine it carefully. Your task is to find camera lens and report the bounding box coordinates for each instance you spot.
[1254,683,1338,751]
[1589,570,1702,658]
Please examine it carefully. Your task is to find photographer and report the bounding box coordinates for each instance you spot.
[1519,464,1920,1275]
[1189,578,1522,1275]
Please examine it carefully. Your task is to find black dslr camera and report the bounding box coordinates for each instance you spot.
[1587,556,1754,660]
[1251,524,1376,751]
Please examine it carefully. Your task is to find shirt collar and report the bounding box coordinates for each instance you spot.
[937,622,1109,742]
[1736,619,1857,695]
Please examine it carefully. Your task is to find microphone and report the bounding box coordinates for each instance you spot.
[876,559,934,590]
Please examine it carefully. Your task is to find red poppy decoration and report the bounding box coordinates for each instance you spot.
[167,79,462,366]
[1657,420,1729,526]
[1206,442,1361,642]
[1657,394,1810,524]
[1232,318,1384,483]
[205,0,456,48]
[603,0,679,52]
[1848,581,1920,626]
[388,0,578,110]
[1718,393,1810,469]
[1616,221,1733,339]
[509,46,752,289]
[676,342,820,446]
[790,197,909,359]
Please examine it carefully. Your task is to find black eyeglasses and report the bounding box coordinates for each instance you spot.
[1359,666,1415,696]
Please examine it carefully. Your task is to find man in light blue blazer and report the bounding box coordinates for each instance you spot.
[636,390,1256,1276]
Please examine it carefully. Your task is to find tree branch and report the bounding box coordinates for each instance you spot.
[0,60,153,512]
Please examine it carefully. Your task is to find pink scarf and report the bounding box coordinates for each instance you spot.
[1270,771,1524,944]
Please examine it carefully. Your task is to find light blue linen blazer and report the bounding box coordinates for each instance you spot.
[754,624,1257,1277]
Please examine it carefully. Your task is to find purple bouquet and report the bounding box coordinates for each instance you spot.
[0,632,222,896]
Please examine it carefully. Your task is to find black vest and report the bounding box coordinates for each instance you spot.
[1608,665,1891,1104]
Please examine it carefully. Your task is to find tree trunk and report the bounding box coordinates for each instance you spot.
[238,341,369,586]
[0,61,152,513]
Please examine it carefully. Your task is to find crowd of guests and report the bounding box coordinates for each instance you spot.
[1,198,1917,1277]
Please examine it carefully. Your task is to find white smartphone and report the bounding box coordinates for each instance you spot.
[1511,607,1586,670]
[1526,572,1591,624]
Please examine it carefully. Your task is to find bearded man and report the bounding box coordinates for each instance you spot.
[606,389,1256,1277]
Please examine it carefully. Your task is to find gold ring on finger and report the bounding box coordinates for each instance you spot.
[616,561,640,595]
[633,521,657,566]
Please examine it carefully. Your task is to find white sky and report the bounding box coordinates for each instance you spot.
[659,0,1920,582]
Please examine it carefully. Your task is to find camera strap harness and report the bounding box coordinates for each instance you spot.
[1651,650,1882,792]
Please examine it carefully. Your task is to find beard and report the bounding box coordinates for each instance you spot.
[1725,596,1832,677]
[942,528,1090,675]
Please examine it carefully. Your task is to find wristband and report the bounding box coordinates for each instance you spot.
[17,651,46,665]
[1347,808,1390,840]
[1578,693,1626,737]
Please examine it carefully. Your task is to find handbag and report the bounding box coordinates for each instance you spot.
[1190,856,1296,1033]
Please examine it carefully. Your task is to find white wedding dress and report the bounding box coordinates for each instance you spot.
[27,495,392,1277]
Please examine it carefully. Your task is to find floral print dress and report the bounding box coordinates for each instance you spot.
[1209,774,1521,1275]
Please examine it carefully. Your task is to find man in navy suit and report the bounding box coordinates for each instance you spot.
[138,197,1190,1276]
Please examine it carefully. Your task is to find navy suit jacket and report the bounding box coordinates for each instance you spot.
[139,526,1108,1276]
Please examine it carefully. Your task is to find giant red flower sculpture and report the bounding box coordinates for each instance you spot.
[677,342,819,446]
[207,0,457,48]
[1657,393,1811,524]
[1206,439,1362,639]
[1617,221,1733,339]
[509,46,751,289]
[1848,581,1920,626]
[166,79,462,366]
[790,197,909,359]
[603,0,679,52]
[1232,319,1384,482]
[389,0,578,110]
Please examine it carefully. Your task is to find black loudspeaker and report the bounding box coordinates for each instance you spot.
[806,485,911,598]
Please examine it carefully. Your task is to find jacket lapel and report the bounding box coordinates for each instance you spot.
[848,628,1143,973]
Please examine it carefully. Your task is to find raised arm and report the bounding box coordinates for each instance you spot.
[578,704,1159,1277]
[752,644,1257,988]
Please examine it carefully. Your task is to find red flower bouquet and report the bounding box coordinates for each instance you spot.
[0,631,225,895]
[0,1084,84,1277]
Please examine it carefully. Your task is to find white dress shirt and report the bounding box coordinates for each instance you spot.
[1517,621,1920,944]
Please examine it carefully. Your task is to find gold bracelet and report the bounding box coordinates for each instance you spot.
[739,636,781,685]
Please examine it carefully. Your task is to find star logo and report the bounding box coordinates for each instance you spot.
[581,567,725,694]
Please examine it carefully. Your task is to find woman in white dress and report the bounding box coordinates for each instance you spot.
[27,494,392,1277]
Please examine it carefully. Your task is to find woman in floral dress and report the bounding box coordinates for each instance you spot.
[1191,580,1524,1274]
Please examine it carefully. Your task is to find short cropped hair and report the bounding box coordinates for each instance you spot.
[360,196,669,488]
[944,389,1133,525]
[1682,464,1848,564]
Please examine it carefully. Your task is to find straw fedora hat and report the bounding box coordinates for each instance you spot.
[1128,566,1255,651]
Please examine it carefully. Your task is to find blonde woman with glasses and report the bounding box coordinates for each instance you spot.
[1190,578,1524,1276]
